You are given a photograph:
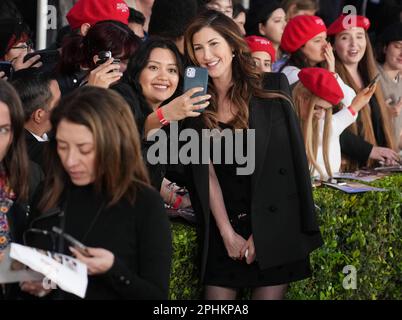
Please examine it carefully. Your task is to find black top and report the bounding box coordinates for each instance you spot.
[28,184,172,300]
[183,85,323,280]
[212,122,251,216]
[340,95,386,165]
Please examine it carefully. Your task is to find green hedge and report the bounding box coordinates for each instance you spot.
[169,174,402,300]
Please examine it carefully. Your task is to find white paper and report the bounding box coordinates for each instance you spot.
[10,243,88,298]
[0,246,43,283]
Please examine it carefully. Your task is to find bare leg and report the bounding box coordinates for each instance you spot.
[205,285,238,300]
[251,284,288,300]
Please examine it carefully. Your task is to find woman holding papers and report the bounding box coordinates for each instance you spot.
[23,86,172,299]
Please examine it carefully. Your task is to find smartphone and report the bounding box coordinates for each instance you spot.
[0,61,13,79]
[52,226,92,257]
[23,49,60,65]
[368,73,380,89]
[95,51,121,66]
[183,66,209,112]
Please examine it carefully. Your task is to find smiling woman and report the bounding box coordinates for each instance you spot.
[183,10,323,300]
[329,15,399,170]
[123,38,210,190]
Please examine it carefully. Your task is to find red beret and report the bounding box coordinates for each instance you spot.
[245,36,276,62]
[67,0,129,30]
[280,15,327,53]
[327,15,370,36]
[298,68,344,105]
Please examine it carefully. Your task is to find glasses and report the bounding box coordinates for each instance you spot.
[10,41,33,51]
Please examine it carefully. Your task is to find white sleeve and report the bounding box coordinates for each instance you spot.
[281,66,301,86]
[335,75,356,107]
[332,107,357,136]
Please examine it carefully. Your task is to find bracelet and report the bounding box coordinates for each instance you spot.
[156,107,169,126]
[347,106,357,116]
[172,195,183,209]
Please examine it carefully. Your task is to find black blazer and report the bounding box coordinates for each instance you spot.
[262,72,292,99]
[27,185,172,300]
[183,88,323,280]
[24,130,47,170]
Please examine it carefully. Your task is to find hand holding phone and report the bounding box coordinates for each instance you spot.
[52,227,92,257]
[367,73,380,89]
[95,51,121,69]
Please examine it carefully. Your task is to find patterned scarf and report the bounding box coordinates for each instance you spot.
[0,168,16,251]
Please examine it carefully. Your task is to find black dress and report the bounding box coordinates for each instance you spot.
[204,122,311,288]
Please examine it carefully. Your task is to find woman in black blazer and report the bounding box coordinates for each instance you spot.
[22,87,172,300]
[183,11,323,299]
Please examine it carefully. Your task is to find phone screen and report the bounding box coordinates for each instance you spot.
[183,67,209,112]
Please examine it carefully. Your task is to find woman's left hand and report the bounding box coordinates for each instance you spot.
[324,42,335,73]
[70,247,115,275]
[240,235,256,264]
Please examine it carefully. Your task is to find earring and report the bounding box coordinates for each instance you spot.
[232,52,235,58]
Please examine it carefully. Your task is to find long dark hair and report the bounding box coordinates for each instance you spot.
[58,20,141,75]
[38,86,150,212]
[125,37,184,113]
[184,10,289,129]
[0,80,29,200]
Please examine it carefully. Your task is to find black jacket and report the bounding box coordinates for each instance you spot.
[183,87,323,279]
[27,184,172,300]
[262,72,292,99]
[24,130,47,170]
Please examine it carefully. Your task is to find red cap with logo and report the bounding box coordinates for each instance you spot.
[245,36,276,62]
[280,15,327,53]
[67,0,130,30]
[327,15,370,36]
[298,68,344,105]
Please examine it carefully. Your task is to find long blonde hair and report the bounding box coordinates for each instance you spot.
[333,32,396,170]
[293,82,333,179]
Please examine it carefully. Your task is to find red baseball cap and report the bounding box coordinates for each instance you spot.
[280,15,327,53]
[298,68,344,105]
[245,36,276,62]
[67,0,130,30]
[327,15,370,36]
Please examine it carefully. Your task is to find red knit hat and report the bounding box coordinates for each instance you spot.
[67,0,129,30]
[298,68,344,105]
[245,36,276,62]
[280,15,327,53]
[327,15,370,36]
